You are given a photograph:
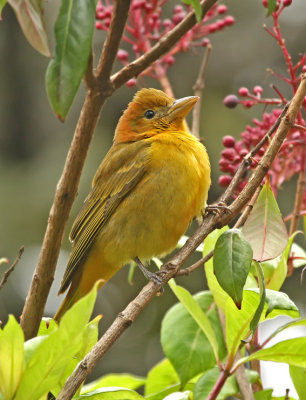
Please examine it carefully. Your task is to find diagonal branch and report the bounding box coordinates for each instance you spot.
[57,74,306,400]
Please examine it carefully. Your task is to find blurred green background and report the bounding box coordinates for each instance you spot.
[0,0,305,383]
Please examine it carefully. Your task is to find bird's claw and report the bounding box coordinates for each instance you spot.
[134,257,164,294]
[205,201,231,217]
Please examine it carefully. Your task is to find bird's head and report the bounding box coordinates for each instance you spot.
[114,88,198,143]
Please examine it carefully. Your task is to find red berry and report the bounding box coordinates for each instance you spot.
[239,149,249,157]
[283,0,292,6]
[223,94,238,108]
[126,78,137,87]
[238,87,249,97]
[117,49,129,62]
[217,5,227,14]
[201,38,211,47]
[172,12,186,24]
[222,135,236,147]
[219,175,232,187]
[262,0,268,7]
[216,19,225,29]
[253,85,263,95]
[302,66,306,73]
[208,23,218,33]
[95,21,103,30]
[221,148,236,161]
[173,5,184,13]
[223,16,235,26]
[243,100,253,108]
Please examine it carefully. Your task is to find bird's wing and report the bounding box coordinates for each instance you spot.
[59,141,151,293]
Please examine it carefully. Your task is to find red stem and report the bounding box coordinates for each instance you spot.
[207,369,230,400]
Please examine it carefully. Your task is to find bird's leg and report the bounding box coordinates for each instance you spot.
[134,257,164,286]
[204,201,232,217]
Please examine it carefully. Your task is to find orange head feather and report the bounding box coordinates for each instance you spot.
[114,88,198,144]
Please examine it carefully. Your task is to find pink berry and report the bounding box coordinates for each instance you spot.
[223,16,235,26]
[216,19,226,29]
[238,87,249,97]
[126,78,137,87]
[95,21,103,30]
[239,149,249,157]
[174,5,184,13]
[208,23,218,33]
[223,94,238,108]
[253,85,263,95]
[222,148,236,161]
[201,38,211,47]
[219,175,232,187]
[283,0,292,6]
[302,66,306,73]
[117,49,129,62]
[222,135,236,147]
[172,12,186,24]
[243,100,253,108]
[262,0,268,7]
[217,5,227,14]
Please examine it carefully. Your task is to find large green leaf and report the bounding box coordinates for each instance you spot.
[82,373,145,394]
[45,0,96,120]
[161,291,226,387]
[145,359,180,399]
[289,365,306,399]
[213,228,253,308]
[14,283,98,400]
[0,315,24,400]
[242,181,288,262]
[203,227,229,311]
[239,337,306,368]
[74,387,144,399]
[168,281,220,363]
[193,367,238,400]
[8,0,50,56]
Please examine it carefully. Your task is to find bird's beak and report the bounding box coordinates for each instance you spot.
[167,96,199,121]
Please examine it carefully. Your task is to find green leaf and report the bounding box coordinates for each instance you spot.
[37,317,58,336]
[168,281,220,363]
[45,0,96,120]
[264,289,299,317]
[8,0,50,56]
[0,315,24,400]
[240,337,306,368]
[250,261,266,334]
[74,387,144,399]
[194,367,239,400]
[161,291,226,387]
[24,336,48,366]
[82,373,145,394]
[289,365,306,399]
[226,290,260,356]
[267,0,277,16]
[254,389,273,400]
[162,391,192,400]
[213,228,253,308]
[204,227,230,311]
[0,0,7,17]
[145,359,180,398]
[242,181,288,262]
[14,282,98,400]
[182,0,202,22]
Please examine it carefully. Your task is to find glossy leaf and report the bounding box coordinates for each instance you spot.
[194,367,238,400]
[213,228,253,308]
[254,389,273,400]
[242,181,288,262]
[8,0,50,56]
[145,358,180,398]
[264,289,299,317]
[82,373,145,394]
[203,226,229,311]
[74,387,144,399]
[161,291,226,386]
[15,282,98,400]
[168,281,220,363]
[0,315,24,400]
[289,365,306,399]
[240,337,306,368]
[182,0,202,22]
[45,0,96,120]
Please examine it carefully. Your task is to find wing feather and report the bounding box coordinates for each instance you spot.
[59,141,151,293]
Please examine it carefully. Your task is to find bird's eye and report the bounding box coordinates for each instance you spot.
[144,110,155,119]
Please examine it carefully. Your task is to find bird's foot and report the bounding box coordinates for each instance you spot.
[204,201,231,217]
[134,257,164,293]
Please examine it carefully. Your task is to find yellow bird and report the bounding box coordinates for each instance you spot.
[54,88,211,321]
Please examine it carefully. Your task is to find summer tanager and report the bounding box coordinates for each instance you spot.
[54,88,211,321]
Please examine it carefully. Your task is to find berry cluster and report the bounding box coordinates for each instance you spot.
[219,0,306,213]
[95,0,234,86]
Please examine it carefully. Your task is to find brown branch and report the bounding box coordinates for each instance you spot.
[20,0,132,340]
[192,44,212,138]
[0,246,24,290]
[289,166,306,236]
[57,74,306,400]
[20,0,219,341]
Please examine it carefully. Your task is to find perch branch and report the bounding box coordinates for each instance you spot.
[0,246,24,290]
[57,73,306,400]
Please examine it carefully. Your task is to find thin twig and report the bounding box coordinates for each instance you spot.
[192,44,212,138]
[57,74,306,400]
[0,246,24,290]
[289,165,306,237]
